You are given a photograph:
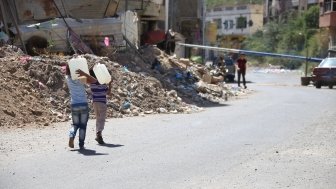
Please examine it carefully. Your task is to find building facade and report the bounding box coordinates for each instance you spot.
[205,4,263,48]
[319,0,336,55]
[264,0,319,23]
[167,0,202,44]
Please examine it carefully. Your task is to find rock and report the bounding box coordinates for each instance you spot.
[202,73,212,84]
[117,88,127,97]
[211,75,224,84]
[144,86,154,95]
[167,90,177,97]
[132,108,140,116]
[179,58,192,66]
[136,93,144,99]
[158,108,168,113]
[121,109,131,114]
[144,110,153,114]
[29,108,43,116]
[8,67,17,74]
[3,109,16,117]
[134,66,142,72]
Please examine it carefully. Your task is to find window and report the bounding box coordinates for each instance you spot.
[332,35,336,47]
[213,7,222,12]
[223,20,234,30]
[228,20,234,29]
[237,6,247,10]
[213,18,222,29]
[324,0,336,12]
[236,17,247,29]
[324,0,332,12]
[223,20,228,30]
[225,7,234,11]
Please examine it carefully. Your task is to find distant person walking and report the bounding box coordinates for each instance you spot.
[89,69,112,145]
[236,53,247,89]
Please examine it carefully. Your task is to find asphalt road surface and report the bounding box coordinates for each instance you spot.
[1,69,335,189]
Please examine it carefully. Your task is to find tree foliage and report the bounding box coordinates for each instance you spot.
[243,5,329,68]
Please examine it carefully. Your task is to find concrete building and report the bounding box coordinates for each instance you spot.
[166,0,203,58]
[0,0,167,53]
[167,0,203,44]
[319,0,336,55]
[205,4,264,49]
[264,0,319,22]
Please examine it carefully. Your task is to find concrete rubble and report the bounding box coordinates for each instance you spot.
[0,44,248,128]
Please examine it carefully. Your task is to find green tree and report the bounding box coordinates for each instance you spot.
[244,5,327,68]
[304,5,320,28]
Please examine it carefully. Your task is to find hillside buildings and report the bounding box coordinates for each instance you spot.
[264,0,319,22]
[319,0,336,54]
[205,4,264,49]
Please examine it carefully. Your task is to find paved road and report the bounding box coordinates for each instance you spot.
[1,69,335,189]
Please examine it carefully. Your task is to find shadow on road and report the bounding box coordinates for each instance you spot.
[230,80,254,84]
[200,103,231,108]
[72,148,108,156]
[99,143,124,148]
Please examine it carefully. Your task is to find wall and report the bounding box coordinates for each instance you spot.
[206,4,263,36]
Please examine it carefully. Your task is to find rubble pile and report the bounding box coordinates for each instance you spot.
[0,44,249,128]
[0,45,202,128]
[0,45,72,127]
[115,46,248,105]
[83,54,202,117]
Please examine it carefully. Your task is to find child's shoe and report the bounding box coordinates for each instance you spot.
[95,136,105,144]
[95,132,105,144]
[68,137,74,148]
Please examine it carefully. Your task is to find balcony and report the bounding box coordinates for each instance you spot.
[319,11,336,27]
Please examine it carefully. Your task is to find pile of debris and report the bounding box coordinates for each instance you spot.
[0,44,249,128]
[115,46,247,105]
[0,45,202,128]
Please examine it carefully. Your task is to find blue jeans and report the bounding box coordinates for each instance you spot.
[69,104,89,147]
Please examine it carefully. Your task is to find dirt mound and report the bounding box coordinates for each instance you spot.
[0,45,201,128]
[0,46,69,127]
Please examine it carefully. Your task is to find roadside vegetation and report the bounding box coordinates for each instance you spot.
[206,0,327,70]
[243,5,329,70]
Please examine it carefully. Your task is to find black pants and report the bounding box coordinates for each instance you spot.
[166,41,175,55]
[237,69,246,87]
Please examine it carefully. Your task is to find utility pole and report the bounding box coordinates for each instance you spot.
[125,0,128,11]
[165,0,169,31]
[201,0,207,60]
[305,30,308,77]
[265,0,269,23]
[202,0,205,46]
[0,0,9,34]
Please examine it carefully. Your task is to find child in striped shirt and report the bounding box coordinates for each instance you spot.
[89,69,112,144]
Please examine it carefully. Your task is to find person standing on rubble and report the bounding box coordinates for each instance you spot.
[216,55,225,67]
[165,29,176,55]
[89,69,112,145]
[65,64,97,149]
[236,53,247,89]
